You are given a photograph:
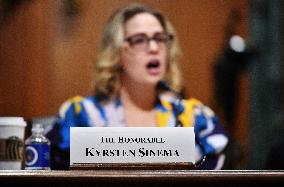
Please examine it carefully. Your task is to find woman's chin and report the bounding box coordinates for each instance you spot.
[143,77,163,86]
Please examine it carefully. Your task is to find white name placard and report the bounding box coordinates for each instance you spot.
[70,127,195,165]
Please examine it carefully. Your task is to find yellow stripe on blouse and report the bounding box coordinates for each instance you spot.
[157,98,202,127]
[69,96,84,114]
[156,99,172,127]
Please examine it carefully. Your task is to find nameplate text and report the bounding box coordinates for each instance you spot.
[70,127,195,164]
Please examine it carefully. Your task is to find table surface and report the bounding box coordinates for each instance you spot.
[1,170,284,179]
[1,170,284,186]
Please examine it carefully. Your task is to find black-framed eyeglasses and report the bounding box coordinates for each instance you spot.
[124,32,174,51]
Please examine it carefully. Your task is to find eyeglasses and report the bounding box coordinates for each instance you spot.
[124,32,174,51]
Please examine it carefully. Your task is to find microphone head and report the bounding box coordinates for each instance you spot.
[156,80,172,91]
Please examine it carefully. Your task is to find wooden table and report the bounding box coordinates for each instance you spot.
[0,170,283,187]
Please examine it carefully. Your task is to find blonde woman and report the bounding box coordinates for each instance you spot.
[47,3,228,170]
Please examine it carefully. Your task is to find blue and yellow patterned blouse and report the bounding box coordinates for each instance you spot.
[48,95,228,169]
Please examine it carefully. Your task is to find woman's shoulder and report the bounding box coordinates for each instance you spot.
[159,94,203,108]
[184,98,216,118]
[159,94,215,116]
[58,95,120,117]
[58,95,95,118]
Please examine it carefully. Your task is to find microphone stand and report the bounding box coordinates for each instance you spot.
[157,81,207,169]
[175,91,183,127]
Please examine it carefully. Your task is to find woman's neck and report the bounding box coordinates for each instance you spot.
[120,81,157,111]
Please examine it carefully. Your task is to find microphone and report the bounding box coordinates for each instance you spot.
[157,81,207,168]
[156,81,178,94]
[156,81,183,127]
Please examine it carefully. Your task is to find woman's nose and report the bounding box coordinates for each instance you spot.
[148,40,159,52]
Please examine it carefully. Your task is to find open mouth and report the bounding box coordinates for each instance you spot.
[146,60,161,75]
[146,60,160,69]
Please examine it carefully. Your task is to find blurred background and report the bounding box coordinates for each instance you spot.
[0,0,283,170]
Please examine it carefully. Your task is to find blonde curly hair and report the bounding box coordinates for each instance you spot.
[94,3,182,100]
